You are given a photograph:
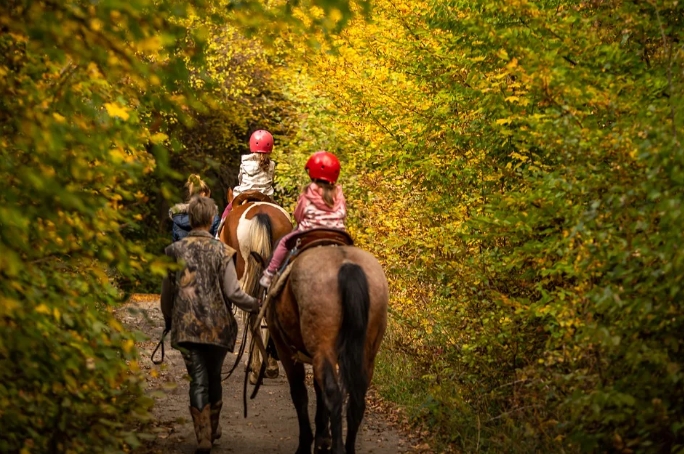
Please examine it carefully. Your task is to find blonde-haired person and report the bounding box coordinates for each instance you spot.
[169,174,221,242]
[161,195,260,451]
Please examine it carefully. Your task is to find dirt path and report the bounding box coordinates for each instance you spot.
[118,297,414,454]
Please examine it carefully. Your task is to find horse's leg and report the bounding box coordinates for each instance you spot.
[314,356,344,454]
[246,311,262,384]
[264,326,280,379]
[273,330,313,454]
[313,379,331,453]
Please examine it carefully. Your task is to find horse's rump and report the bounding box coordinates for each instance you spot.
[220,200,291,280]
[284,246,388,367]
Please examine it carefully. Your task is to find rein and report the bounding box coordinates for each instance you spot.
[151,328,170,365]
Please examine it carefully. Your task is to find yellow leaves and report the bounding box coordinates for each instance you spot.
[89,18,103,32]
[109,319,124,332]
[496,118,513,125]
[136,36,163,52]
[149,132,168,144]
[0,297,19,316]
[35,304,51,314]
[109,147,131,164]
[104,102,130,121]
[122,339,135,353]
[87,62,102,79]
[52,112,66,123]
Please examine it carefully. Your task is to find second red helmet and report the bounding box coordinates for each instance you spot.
[305,151,341,184]
[249,130,274,153]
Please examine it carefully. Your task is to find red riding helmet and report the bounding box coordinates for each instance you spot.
[305,151,341,184]
[249,130,274,153]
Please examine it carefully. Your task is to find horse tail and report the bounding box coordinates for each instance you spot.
[242,213,273,296]
[336,262,370,406]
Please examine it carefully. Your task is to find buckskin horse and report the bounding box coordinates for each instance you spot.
[219,189,293,381]
[260,230,388,454]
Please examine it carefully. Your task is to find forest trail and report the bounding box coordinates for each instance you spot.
[118,296,418,454]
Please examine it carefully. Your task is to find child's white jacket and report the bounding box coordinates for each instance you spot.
[233,154,275,197]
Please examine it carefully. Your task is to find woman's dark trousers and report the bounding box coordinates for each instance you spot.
[181,343,228,449]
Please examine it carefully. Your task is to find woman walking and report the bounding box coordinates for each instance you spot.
[161,195,260,452]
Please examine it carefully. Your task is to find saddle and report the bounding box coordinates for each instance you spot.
[232,190,274,206]
[284,228,354,259]
[268,229,354,295]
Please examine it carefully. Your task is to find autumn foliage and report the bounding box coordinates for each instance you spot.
[275,0,684,451]
[2,0,683,452]
[0,0,211,451]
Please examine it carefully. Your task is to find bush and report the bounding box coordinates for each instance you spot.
[0,0,210,451]
[276,0,684,450]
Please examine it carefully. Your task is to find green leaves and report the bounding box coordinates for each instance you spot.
[0,0,231,451]
[274,0,684,450]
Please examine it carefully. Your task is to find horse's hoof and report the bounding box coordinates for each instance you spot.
[265,358,280,378]
[249,371,258,385]
[315,437,332,453]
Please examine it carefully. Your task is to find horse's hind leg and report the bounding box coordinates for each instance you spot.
[315,357,344,454]
[273,331,313,454]
[313,379,331,453]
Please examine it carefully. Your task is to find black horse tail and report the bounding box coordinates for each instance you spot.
[336,262,370,406]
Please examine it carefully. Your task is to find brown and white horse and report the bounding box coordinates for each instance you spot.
[219,190,293,381]
[266,245,388,454]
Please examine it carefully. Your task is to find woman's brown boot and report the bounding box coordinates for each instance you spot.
[210,400,222,441]
[190,405,212,452]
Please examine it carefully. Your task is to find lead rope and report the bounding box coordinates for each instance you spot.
[223,313,249,381]
[151,328,170,365]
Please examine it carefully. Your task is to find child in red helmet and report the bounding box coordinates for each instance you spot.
[259,151,347,288]
[219,130,275,222]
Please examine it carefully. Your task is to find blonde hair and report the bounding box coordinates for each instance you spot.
[188,195,217,228]
[308,180,336,208]
[258,154,271,173]
[185,174,210,200]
